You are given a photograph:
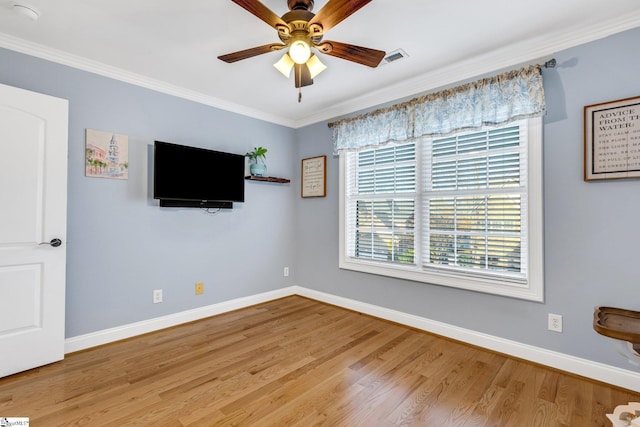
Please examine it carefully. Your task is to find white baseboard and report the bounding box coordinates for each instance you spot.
[64,287,296,354]
[65,285,640,392]
[294,287,640,393]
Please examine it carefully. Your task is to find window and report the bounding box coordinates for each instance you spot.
[351,143,416,263]
[339,118,543,301]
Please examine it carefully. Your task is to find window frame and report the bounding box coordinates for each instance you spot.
[338,117,544,302]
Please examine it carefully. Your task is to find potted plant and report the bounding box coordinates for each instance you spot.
[245,146,268,177]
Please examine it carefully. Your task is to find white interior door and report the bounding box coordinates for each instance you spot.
[0,83,68,378]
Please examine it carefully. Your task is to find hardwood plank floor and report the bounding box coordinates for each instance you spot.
[0,296,638,426]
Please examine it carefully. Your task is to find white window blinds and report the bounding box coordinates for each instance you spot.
[340,118,543,301]
[423,123,528,282]
[345,143,416,264]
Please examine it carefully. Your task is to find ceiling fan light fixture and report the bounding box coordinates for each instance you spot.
[274,53,295,78]
[289,39,311,64]
[12,3,40,21]
[219,0,384,97]
[306,54,327,79]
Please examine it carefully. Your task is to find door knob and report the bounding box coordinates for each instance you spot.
[40,238,62,247]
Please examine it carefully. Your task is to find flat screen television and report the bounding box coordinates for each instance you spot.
[153,141,245,208]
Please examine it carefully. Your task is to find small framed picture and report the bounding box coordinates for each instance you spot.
[301,155,326,198]
[584,96,640,181]
[85,128,129,180]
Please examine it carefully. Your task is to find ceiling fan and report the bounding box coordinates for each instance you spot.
[218,0,386,101]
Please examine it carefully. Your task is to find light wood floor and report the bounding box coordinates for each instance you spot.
[1,296,638,426]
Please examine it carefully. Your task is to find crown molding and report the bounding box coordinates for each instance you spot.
[1,10,639,130]
[0,32,297,128]
[293,12,640,128]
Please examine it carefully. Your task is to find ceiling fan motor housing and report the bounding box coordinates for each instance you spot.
[287,0,314,11]
[279,9,323,45]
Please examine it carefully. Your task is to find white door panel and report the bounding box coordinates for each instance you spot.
[0,263,42,332]
[0,105,44,245]
[0,83,68,377]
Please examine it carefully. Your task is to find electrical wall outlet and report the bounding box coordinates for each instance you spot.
[153,289,163,304]
[195,282,204,295]
[284,267,289,277]
[548,313,562,332]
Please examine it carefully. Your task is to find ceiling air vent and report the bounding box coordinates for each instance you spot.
[381,49,409,66]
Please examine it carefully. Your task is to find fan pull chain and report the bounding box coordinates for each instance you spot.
[298,88,302,103]
[298,69,302,103]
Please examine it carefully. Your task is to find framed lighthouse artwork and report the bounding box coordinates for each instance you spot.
[85,128,129,180]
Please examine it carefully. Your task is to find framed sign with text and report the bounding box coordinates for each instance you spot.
[584,96,640,181]
[301,155,326,197]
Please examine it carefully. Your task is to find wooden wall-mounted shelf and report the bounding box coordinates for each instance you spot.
[594,306,640,353]
[245,176,290,184]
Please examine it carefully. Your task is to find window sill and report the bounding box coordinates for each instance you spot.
[339,258,543,302]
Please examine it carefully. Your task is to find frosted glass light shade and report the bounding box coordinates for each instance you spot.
[274,53,295,78]
[289,40,311,64]
[306,54,327,79]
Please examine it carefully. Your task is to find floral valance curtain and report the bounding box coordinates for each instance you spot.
[330,65,545,152]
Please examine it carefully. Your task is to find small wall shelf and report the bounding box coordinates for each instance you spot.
[594,306,640,345]
[594,306,640,365]
[245,176,290,184]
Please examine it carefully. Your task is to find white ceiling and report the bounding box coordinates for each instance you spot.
[1,0,639,128]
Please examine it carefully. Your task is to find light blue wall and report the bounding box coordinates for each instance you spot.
[1,26,639,371]
[295,27,640,370]
[0,48,298,337]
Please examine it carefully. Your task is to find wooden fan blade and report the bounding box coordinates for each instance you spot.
[218,44,286,63]
[231,0,288,29]
[294,64,313,88]
[316,41,385,67]
[308,0,372,33]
